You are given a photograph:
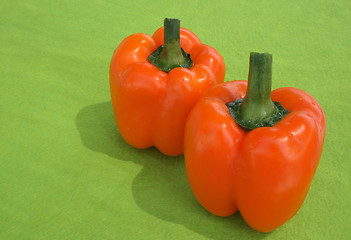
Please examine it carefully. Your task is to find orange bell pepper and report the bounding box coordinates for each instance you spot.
[184,52,326,232]
[110,18,225,156]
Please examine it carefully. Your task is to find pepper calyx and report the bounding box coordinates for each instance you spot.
[226,99,289,130]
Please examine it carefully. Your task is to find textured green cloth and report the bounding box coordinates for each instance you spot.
[1,0,350,239]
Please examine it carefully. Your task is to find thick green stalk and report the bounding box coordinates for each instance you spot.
[226,52,289,130]
[148,18,192,73]
[240,52,276,122]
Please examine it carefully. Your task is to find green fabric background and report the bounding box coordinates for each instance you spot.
[1,0,350,239]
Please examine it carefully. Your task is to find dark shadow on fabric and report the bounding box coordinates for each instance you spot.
[76,101,268,239]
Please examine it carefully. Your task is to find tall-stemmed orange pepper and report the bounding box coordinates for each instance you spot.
[110,18,225,156]
[184,52,326,232]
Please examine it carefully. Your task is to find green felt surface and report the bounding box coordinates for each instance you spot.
[1,0,350,239]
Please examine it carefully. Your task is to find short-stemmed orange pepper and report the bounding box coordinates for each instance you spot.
[110,18,225,156]
[184,52,326,232]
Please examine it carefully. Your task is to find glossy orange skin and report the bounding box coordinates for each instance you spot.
[184,81,326,232]
[110,27,225,156]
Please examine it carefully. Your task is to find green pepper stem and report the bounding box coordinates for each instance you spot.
[240,52,276,122]
[160,18,184,65]
[226,52,289,130]
[148,18,192,73]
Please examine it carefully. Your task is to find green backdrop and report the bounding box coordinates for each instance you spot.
[1,0,350,239]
